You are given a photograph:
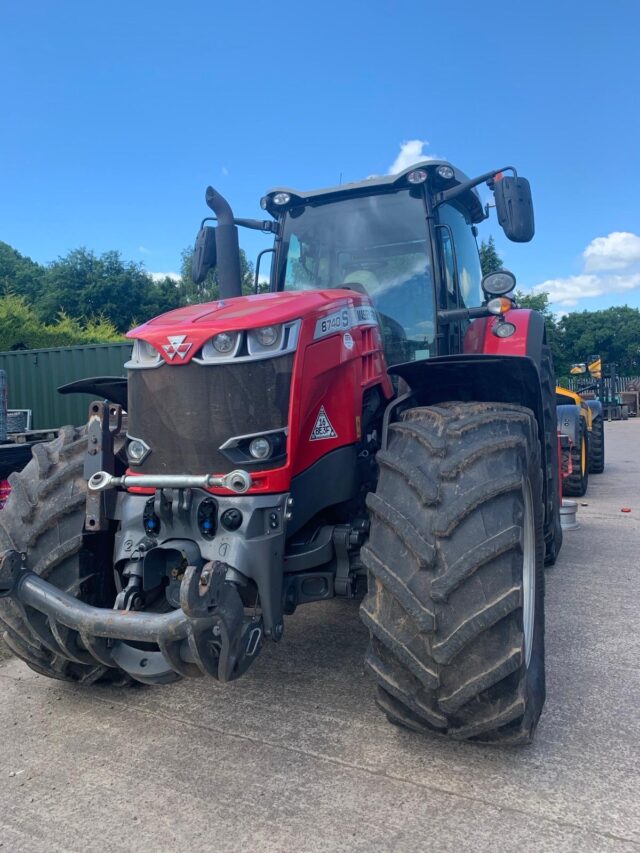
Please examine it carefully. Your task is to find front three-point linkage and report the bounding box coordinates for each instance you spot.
[0,548,263,684]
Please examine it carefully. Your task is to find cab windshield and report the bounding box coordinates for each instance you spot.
[278,190,434,365]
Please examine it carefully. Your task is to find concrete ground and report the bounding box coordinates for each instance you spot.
[1,421,639,852]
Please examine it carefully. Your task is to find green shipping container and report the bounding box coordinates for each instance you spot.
[0,342,132,429]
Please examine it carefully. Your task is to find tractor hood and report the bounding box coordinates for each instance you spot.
[127,289,371,365]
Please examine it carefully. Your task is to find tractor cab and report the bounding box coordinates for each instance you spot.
[264,163,485,365]
[194,160,535,367]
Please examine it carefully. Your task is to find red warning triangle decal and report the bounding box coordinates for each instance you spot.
[310,405,337,441]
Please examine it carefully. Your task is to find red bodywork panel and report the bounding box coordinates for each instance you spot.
[465,306,564,500]
[463,308,533,357]
[126,290,393,495]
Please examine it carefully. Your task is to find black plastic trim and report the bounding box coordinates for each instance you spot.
[556,404,582,445]
[58,377,128,409]
[288,445,359,537]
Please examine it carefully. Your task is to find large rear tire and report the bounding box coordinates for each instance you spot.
[563,417,589,497]
[361,402,545,744]
[0,426,130,685]
[589,417,605,474]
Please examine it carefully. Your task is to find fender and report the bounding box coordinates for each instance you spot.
[389,308,549,450]
[388,351,549,533]
[585,399,603,420]
[556,403,583,446]
[389,354,544,439]
[58,377,128,410]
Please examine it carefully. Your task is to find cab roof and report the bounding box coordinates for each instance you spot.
[263,160,486,223]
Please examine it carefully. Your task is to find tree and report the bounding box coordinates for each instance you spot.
[0,241,46,304]
[0,294,122,351]
[479,236,503,275]
[559,306,640,376]
[515,290,566,375]
[41,249,183,332]
[512,296,640,378]
[141,275,184,322]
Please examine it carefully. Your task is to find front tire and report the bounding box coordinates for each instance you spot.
[563,418,589,497]
[589,417,605,474]
[0,426,130,685]
[361,402,545,744]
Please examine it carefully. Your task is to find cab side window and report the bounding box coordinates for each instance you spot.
[439,225,457,300]
[437,204,482,308]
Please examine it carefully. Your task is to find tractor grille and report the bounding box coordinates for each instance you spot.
[127,355,294,475]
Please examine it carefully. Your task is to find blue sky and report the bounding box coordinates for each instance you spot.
[1,0,639,315]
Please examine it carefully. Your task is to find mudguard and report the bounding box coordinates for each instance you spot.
[556,404,583,445]
[585,399,603,420]
[389,353,544,430]
[58,377,128,409]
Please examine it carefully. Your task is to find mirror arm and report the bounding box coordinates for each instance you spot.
[434,166,517,207]
[234,218,277,233]
[438,306,491,324]
[200,215,275,233]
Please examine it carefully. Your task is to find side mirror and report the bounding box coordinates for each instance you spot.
[481,269,516,298]
[494,176,535,243]
[192,226,217,284]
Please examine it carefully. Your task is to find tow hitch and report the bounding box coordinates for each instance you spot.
[0,550,263,685]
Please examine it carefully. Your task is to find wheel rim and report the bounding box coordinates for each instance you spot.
[522,478,536,668]
[581,436,587,475]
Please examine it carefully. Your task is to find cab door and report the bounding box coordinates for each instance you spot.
[436,203,483,355]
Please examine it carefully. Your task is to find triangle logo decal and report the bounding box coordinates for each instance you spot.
[310,406,338,441]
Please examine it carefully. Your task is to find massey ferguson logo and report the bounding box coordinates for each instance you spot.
[162,335,192,360]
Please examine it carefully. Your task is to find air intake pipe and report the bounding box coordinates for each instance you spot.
[205,186,243,299]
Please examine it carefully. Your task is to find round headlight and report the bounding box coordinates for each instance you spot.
[273,192,291,206]
[407,169,428,185]
[436,165,455,180]
[133,340,161,366]
[481,269,516,297]
[255,325,279,347]
[493,321,517,338]
[212,331,238,354]
[249,437,272,460]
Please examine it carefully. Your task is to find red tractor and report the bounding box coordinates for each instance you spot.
[0,161,562,744]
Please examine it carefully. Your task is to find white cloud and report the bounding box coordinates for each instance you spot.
[387,139,440,174]
[138,245,151,255]
[221,166,229,176]
[583,231,640,271]
[531,272,640,306]
[150,272,181,282]
[528,229,640,311]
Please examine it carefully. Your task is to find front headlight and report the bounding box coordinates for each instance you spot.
[247,324,283,354]
[201,331,241,360]
[193,319,301,365]
[212,331,239,353]
[125,339,162,369]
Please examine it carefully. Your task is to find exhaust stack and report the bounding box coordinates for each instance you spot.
[205,186,243,299]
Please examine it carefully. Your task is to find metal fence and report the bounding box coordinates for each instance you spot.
[0,342,132,429]
[564,374,640,398]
